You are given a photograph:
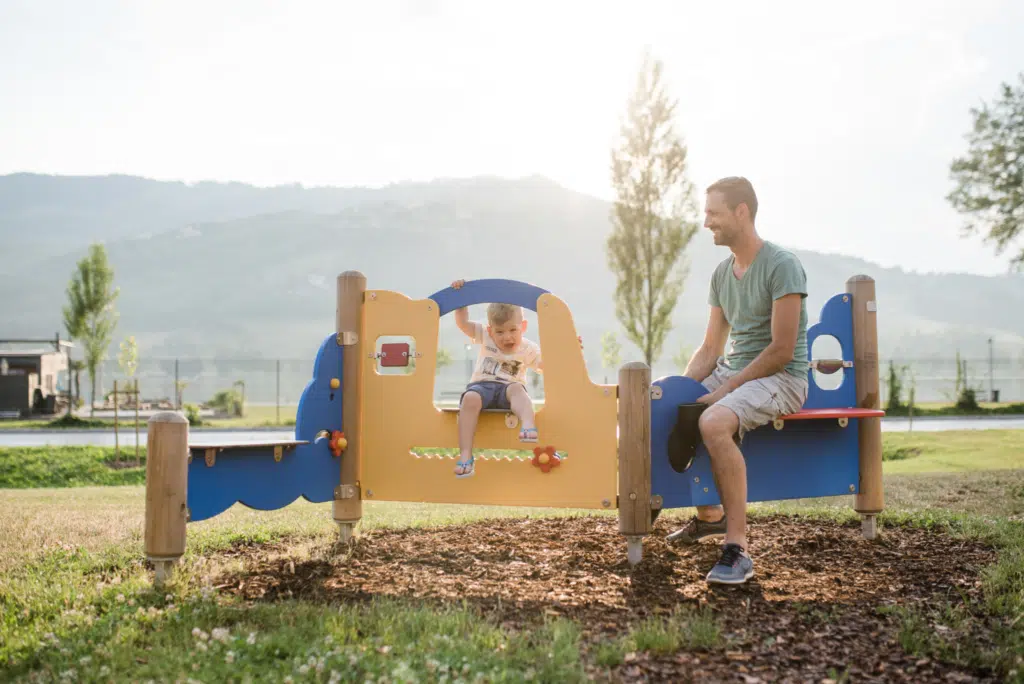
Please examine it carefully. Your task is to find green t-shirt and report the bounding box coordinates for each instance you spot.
[709,241,809,380]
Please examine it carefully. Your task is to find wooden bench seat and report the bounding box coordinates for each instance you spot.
[778,408,885,421]
[188,440,308,452]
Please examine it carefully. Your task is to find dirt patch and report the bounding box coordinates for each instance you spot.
[212,515,1000,682]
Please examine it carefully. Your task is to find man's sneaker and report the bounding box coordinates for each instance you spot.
[705,543,754,585]
[665,515,727,545]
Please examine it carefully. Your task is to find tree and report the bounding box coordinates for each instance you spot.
[671,342,694,374]
[607,52,699,366]
[62,244,119,416]
[117,335,138,394]
[599,331,622,383]
[436,347,453,375]
[947,72,1024,270]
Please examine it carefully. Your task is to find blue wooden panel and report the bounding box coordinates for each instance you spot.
[428,279,550,316]
[805,293,856,410]
[650,375,707,510]
[685,419,861,506]
[187,333,343,522]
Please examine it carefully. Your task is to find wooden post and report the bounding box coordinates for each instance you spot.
[618,361,652,565]
[847,275,884,539]
[135,381,140,466]
[144,411,189,586]
[333,271,366,542]
[113,380,119,460]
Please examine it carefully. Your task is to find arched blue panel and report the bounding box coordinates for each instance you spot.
[805,293,856,410]
[428,279,550,316]
[186,333,343,522]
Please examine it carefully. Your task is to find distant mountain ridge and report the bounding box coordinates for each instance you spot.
[1,172,1022,379]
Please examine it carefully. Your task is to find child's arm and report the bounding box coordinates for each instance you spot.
[451,279,480,341]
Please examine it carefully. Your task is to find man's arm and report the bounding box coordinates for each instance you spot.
[714,293,802,392]
[684,306,731,381]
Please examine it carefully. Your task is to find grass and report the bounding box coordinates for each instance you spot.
[2,431,1024,681]
[884,400,1024,417]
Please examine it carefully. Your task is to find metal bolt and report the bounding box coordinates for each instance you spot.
[694,476,700,483]
[366,489,374,497]
[849,484,855,493]
[370,293,377,300]
[601,499,610,508]
[703,487,709,493]
[629,492,636,501]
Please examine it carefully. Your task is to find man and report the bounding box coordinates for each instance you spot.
[668,176,809,585]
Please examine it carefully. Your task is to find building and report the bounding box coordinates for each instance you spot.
[0,346,70,417]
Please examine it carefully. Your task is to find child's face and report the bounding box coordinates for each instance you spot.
[487,315,526,353]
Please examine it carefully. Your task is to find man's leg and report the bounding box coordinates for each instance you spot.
[666,362,731,544]
[699,405,747,549]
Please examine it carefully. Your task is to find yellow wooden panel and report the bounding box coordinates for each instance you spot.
[359,289,618,509]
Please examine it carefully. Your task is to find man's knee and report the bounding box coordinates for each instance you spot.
[699,406,738,444]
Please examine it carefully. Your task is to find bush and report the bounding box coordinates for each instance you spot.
[183,403,203,426]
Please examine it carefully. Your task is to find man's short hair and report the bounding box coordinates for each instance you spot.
[487,302,521,327]
[707,176,758,221]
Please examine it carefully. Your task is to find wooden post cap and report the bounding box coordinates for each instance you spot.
[148,411,188,425]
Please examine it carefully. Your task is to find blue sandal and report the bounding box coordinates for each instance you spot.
[455,455,475,478]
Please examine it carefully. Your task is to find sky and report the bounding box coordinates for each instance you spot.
[2,0,1022,276]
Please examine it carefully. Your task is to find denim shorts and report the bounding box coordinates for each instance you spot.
[461,381,522,411]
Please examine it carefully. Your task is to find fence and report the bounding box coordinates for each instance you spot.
[60,354,1024,413]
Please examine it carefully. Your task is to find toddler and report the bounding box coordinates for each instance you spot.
[450,279,543,477]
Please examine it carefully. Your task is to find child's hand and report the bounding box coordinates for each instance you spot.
[451,279,466,289]
[578,336,583,349]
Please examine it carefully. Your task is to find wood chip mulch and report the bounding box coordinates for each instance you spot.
[212,514,1003,683]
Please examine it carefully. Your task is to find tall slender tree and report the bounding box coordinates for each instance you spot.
[947,72,1024,270]
[607,52,699,366]
[62,244,119,416]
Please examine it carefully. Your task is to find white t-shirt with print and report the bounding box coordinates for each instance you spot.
[466,322,542,385]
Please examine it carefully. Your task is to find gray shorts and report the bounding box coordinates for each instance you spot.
[462,381,524,411]
[701,358,808,440]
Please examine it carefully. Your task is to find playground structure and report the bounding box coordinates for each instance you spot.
[144,271,885,584]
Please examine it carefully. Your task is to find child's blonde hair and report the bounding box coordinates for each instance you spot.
[487,302,522,327]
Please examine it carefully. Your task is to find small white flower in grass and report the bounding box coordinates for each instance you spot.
[283,678,293,684]
[78,656,91,665]
[99,666,110,676]
[115,594,125,603]
[211,627,230,643]
[246,632,257,645]
[324,634,334,645]
[196,642,208,652]
[329,671,341,684]
[164,594,173,602]
[61,648,71,656]
[298,665,310,674]
[192,663,200,671]
[128,598,136,607]
[225,651,235,664]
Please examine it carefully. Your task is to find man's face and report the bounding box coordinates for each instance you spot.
[704,190,742,246]
[487,316,526,353]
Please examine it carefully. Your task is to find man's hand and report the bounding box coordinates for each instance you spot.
[697,385,730,405]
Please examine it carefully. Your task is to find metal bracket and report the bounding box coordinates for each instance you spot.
[334,484,360,500]
[205,448,216,467]
[337,331,359,346]
[274,445,283,462]
[650,386,663,400]
[505,412,519,429]
[651,494,663,509]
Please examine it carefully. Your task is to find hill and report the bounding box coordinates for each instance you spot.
[1,172,1022,402]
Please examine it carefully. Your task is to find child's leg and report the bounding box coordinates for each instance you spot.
[505,383,537,442]
[456,390,483,476]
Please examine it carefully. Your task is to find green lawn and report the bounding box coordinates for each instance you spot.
[2,430,1023,681]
